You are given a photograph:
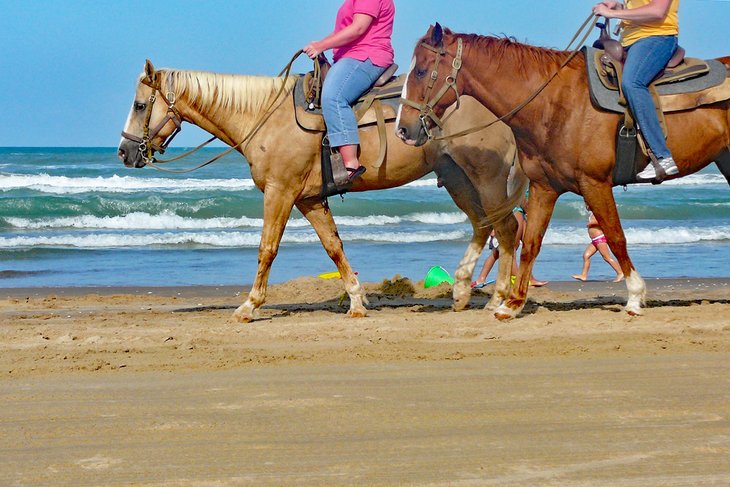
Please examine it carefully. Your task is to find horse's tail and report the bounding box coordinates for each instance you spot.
[483,145,529,227]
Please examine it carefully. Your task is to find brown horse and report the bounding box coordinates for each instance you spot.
[117,60,525,322]
[397,24,730,319]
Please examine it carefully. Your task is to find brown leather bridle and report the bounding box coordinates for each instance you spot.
[120,72,183,164]
[399,38,463,140]
[400,14,597,143]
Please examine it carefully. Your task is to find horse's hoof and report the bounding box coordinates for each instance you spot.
[347,308,367,318]
[453,298,469,312]
[494,303,517,321]
[232,304,255,323]
[625,305,644,316]
[452,284,471,312]
[231,312,253,323]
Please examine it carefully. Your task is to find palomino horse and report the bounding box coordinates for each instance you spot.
[398,24,730,319]
[117,60,525,322]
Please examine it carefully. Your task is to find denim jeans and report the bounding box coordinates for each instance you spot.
[622,35,678,160]
[322,57,386,147]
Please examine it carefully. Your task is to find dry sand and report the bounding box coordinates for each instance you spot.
[1,277,730,486]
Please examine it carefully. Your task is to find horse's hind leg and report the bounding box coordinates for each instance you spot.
[490,213,519,310]
[581,181,645,315]
[433,155,490,311]
[295,198,367,317]
[232,188,298,323]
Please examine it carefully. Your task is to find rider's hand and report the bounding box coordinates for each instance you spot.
[303,42,324,59]
[593,1,623,17]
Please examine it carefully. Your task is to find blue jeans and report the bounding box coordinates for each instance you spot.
[322,57,386,147]
[622,35,678,159]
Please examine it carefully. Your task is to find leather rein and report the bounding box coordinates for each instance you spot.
[401,13,597,142]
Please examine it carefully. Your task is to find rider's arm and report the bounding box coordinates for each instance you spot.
[593,0,672,23]
[303,14,374,58]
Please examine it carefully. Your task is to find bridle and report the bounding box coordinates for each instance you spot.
[399,13,597,142]
[399,38,463,140]
[120,72,183,164]
[118,51,303,173]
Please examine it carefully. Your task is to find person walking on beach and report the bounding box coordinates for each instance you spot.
[592,0,680,180]
[303,0,395,185]
[572,209,624,282]
[472,204,548,289]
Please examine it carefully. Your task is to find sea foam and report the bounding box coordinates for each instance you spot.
[0,173,255,194]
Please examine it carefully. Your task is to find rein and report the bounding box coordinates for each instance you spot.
[121,51,305,174]
[406,12,597,142]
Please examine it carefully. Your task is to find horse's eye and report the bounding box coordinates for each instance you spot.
[134,102,146,111]
[415,69,428,79]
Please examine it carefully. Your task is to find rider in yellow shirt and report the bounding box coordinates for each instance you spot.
[593,0,680,180]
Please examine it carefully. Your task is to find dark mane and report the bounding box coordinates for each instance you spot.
[424,27,583,79]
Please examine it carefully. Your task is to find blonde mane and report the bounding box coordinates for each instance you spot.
[157,69,297,117]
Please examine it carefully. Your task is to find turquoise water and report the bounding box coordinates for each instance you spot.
[1,147,728,287]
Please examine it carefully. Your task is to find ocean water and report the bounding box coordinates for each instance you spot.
[1,147,728,288]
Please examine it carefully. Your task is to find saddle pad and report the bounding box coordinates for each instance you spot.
[583,46,729,113]
[293,74,404,132]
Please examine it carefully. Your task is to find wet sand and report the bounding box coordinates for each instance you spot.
[1,277,730,485]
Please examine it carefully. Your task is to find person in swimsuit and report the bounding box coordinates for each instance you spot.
[572,209,624,282]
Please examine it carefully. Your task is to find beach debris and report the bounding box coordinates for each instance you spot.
[379,275,415,297]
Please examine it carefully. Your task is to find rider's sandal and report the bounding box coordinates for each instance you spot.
[346,166,366,182]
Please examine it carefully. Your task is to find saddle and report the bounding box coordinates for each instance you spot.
[302,54,399,110]
[293,55,402,198]
[586,19,730,184]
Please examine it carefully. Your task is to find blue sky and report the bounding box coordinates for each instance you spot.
[2,0,729,147]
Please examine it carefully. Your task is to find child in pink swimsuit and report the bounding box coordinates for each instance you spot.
[572,210,624,282]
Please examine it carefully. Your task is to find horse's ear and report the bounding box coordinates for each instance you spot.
[429,22,444,47]
[144,59,155,83]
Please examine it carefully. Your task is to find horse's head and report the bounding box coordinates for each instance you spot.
[397,23,463,146]
[118,60,183,168]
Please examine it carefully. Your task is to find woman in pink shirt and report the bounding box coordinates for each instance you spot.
[303,0,395,184]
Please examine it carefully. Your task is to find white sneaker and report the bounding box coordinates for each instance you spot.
[637,157,679,180]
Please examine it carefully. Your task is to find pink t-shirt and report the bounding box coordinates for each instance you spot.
[332,0,395,67]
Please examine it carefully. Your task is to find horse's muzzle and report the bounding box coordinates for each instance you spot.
[117,141,146,168]
[396,123,428,147]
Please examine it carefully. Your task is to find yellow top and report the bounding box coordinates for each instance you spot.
[620,0,680,47]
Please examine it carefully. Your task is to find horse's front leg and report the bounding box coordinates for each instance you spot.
[433,156,489,311]
[233,186,298,323]
[582,180,646,315]
[295,198,367,317]
[495,183,558,320]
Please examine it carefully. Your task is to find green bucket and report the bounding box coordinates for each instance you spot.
[424,266,455,288]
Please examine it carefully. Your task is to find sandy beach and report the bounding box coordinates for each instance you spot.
[2,277,730,485]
